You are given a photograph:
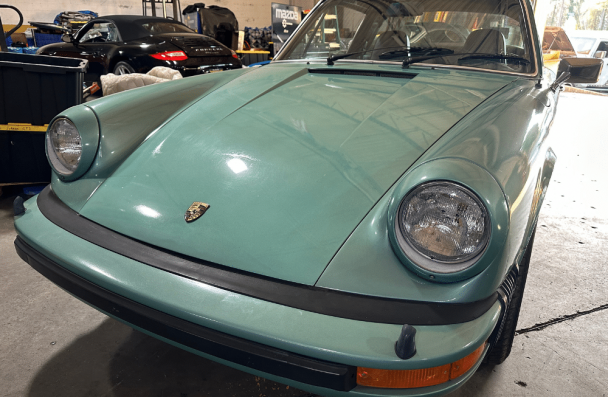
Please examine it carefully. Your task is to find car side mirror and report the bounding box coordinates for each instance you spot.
[557,57,603,85]
[61,33,74,43]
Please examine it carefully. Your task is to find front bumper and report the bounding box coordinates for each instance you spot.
[15,236,355,391]
[14,192,501,396]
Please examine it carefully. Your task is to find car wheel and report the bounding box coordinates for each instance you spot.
[113,61,135,75]
[484,228,535,365]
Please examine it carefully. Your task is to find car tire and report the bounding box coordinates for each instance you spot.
[113,61,135,75]
[484,228,536,365]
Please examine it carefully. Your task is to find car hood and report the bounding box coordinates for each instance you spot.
[79,63,515,285]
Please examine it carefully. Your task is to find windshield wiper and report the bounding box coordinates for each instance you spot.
[329,48,530,68]
[329,45,452,64]
[378,49,410,60]
[327,51,364,65]
[457,53,531,64]
[327,45,410,65]
[380,47,460,60]
[402,52,530,68]
[409,46,456,54]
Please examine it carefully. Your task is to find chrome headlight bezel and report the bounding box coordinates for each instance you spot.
[46,118,82,176]
[387,159,509,283]
[394,181,491,274]
[45,107,100,181]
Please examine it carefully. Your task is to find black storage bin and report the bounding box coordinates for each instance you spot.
[237,51,270,66]
[0,52,88,125]
[0,129,50,183]
[0,53,87,184]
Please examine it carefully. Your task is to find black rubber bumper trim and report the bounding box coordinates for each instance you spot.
[35,185,497,326]
[14,236,357,392]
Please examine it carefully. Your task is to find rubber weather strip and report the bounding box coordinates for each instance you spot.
[14,237,357,392]
[36,185,498,326]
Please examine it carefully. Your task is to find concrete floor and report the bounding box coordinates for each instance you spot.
[1,92,607,397]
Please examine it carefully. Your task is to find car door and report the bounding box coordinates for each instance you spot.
[57,20,122,82]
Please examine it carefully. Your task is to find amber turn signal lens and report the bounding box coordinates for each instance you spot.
[357,343,486,389]
[449,342,485,379]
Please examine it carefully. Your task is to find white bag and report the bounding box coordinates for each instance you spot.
[101,67,183,96]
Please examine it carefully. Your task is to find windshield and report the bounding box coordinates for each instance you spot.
[276,0,535,74]
[570,37,596,55]
[79,22,120,43]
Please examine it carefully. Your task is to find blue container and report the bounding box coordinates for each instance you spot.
[7,47,23,53]
[184,11,202,33]
[23,184,48,196]
[22,47,39,54]
[5,36,33,48]
[34,33,62,47]
[248,60,271,67]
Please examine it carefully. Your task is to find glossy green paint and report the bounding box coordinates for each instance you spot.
[15,195,500,372]
[318,78,557,301]
[386,159,509,283]
[49,173,104,212]
[118,321,489,397]
[46,106,100,181]
[415,78,557,290]
[317,158,509,300]
[75,63,515,285]
[14,0,556,393]
[51,68,252,212]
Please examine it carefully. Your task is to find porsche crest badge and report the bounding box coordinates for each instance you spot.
[185,202,210,223]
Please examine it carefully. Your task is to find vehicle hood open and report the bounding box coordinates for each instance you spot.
[79,63,514,285]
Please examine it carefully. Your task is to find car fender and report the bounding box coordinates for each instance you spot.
[318,78,558,301]
[414,77,558,284]
[50,67,254,212]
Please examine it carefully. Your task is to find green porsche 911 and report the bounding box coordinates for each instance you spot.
[13,0,601,395]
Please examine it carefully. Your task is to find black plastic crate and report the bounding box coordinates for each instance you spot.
[237,51,269,66]
[0,52,88,125]
[0,129,50,183]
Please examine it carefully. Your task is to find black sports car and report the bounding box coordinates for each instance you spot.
[37,15,242,83]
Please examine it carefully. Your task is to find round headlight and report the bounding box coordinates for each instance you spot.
[46,118,82,176]
[396,181,490,273]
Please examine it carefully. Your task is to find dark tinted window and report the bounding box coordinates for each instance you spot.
[597,41,608,52]
[141,22,194,34]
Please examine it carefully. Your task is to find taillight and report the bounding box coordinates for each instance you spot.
[150,51,188,61]
[231,50,238,59]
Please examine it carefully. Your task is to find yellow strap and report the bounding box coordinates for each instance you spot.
[236,50,271,54]
[0,123,48,132]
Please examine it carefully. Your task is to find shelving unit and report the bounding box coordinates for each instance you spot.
[142,0,182,22]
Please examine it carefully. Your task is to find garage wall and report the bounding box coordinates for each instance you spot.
[4,0,317,29]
